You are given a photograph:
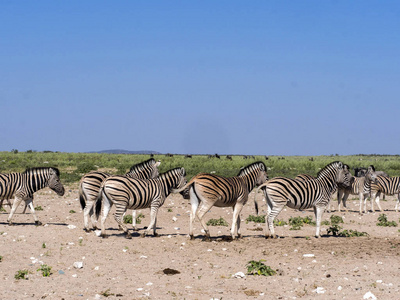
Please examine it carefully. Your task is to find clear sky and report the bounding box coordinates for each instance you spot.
[1,1,399,156]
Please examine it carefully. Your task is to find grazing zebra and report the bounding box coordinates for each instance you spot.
[95,167,187,239]
[172,162,268,240]
[79,159,161,232]
[336,166,377,214]
[370,172,400,212]
[0,167,65,225]
[255,161,352,238]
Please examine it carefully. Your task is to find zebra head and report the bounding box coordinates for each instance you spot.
[165,167,187,192]
[255,162,269,186]
[336,162,353,188]
[48,168,65,196]
[366,165,378,184]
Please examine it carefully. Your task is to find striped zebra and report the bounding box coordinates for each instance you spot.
[336,165,377,214]
[255,161,352,238]
[172,162,268,240]
[95,167,187,239]
[370,172,400,213]
[0,167,65,225]
[79,159,161,232]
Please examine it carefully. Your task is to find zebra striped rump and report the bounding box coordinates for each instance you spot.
[370,175,400,212]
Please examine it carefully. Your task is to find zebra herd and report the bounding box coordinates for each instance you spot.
[1,159,400,239]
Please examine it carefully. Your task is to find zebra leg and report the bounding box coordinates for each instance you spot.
[131,210,138,231]
[189,187,199,240]
[100,193,113,238]
[266,204,285,239]
[372,191,382,212]
[196,201,214,241]
[7,197,23,225]
[374,192,383,212]
[114,204,131,238]
[83,200,95,232]
[25,199,42,225]
[395,193,400,212]
[313,205,325,238]
[341,192,349,213]
[231,202,244,239]
[359,193,365,215]
[142,205,159,237]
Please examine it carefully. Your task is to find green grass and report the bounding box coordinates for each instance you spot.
[246,260,276,276]
[37,264,53,277]
[1,152,400,184]
[377,214,398,227]
[206,217,229,226]
[123,212,145,225]
[14,269,29,280]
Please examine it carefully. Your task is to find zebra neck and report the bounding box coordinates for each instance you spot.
[24,172,48,194]
[240,173,257,192]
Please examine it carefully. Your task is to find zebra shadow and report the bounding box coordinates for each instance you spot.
[0,221,68,226]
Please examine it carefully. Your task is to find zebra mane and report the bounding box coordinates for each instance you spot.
[316,161,342,178]
[368,165,376,172]
[128,158,156,173]
[23,167,60,177]
[237,161,266,176]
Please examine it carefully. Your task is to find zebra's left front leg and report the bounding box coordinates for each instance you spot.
[231,202,244,239]
[313,205,325,238]
[142,205,159,237]
[114,205,131,239]
[131,210,138,231]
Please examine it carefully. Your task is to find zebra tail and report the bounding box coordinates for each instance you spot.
[254,183,268,215]
[78,184,86,210]
[95,189,103,219]
[171,178,196,194]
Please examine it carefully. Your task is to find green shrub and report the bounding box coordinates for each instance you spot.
[15,269,29,280]
[377,214,398,227]
[246,260,276,276]
[338,229,368,237]
[330,215,344,225]
[246,215,265,223]
[123,212,145,224]
[327,224,342,236]
[37,264,52,277]
[206,217,229,226]
[35,206,43,211]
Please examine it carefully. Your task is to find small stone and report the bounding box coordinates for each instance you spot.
[67,225,76,229]
[73,262,83,269]
[232,272,245,278]
[363,291,377,300]
[313,287,326,294]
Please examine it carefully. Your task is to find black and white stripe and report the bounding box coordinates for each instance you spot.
[0,167,64,225]
[370,173,400,212]
[79,159,160,232]
[95,167,187,238]
[173,162,268,240]
[255,161,352,238]
[336,166,377,214]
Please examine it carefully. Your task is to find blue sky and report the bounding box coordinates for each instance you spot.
[1,1,399,155]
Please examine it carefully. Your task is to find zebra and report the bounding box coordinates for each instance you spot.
[172,162,268,241]
[370,172,400,213]
[95,167,187,239]
[0,167,65,225]
[78,158,161,232]
[255,161,352,238]
[336,165,378,214]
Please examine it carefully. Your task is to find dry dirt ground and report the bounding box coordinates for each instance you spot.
[1,185,400,300]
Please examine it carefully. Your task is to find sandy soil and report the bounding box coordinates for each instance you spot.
[1,185,400,300]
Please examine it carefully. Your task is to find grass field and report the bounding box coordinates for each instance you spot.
[1,151,400,183]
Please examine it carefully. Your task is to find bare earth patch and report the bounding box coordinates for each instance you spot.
[1,186,400,299]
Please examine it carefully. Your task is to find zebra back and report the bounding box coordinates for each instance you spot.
[371,175,400,196]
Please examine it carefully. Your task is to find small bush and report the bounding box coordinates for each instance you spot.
[35,206,43,211]
[288,216,315,230]
[123,212,145,224]
[327,224,342,236]
[377,214,398,227]
[273,219,288,226]
[330,215,344,225]
[246,215,265,223]
[206,217,229,226]
[37,264,53,277]
[15,269,29,280]
[246,260,276,276]
[42,242,46,249]
[0,255,3,262]
[339,229,368,237]
[69,210,76,214]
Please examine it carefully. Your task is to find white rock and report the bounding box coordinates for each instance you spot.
[146,282,153,286]
[312,287,326,294]
[137,288,143,291]
[73,262,83,269]
[67,224,76,229]
[338,286,343,291]
[72,274,77,278]
[232,272,246,278]
[94,266,99,271]
[94,230,102,237]
[376,280,382,283]
[303,254,315,257]
[363,291,377,300]
[140,255,147,259]
[94,294,101,300]
[172,216,177,222]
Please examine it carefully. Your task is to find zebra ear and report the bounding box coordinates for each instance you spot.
[156,161,161,167]
[338,162,343,169]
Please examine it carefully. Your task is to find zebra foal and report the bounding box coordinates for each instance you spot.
[255,161,352,238]
[173,162,268,240]
[79,159,161,232]
[0,167,65,225]
[95,167,187,239]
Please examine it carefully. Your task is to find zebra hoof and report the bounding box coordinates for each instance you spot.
[100,234,108,239]
[8,221,13,226]
[202,236,211,242]
[153,233,159,237]
[189,235,194,240]
[125,233,132,239]
[140,233,146,238]
[35,221,43,226]
[132,226,138,231]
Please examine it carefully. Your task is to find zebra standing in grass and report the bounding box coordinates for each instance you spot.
[255,161,352,238]
[172,162,268,241]
[335,165,377,214]
[79,159,161,232]
[95,167,187,239]
[0,167,65,225]
[370,171,400,212]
